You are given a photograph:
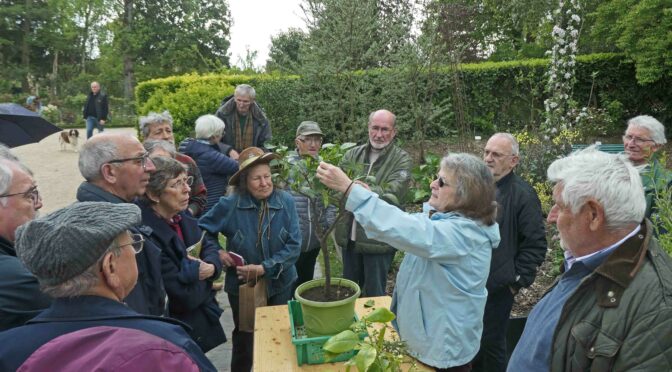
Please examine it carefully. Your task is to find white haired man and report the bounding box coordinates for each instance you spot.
[215,84,271,153]
[623,115,672,219]
[0,147,51,331]
[507,148,672,371]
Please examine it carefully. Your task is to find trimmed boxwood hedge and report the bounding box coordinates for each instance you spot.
[136,54,671,146]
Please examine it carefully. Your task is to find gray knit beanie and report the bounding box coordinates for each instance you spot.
[15,202,142,286]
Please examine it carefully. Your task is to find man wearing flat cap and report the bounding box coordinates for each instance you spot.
[288,121,335,290]
[0,202,216,372]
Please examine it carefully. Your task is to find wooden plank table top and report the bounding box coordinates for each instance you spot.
[253,296,430,371]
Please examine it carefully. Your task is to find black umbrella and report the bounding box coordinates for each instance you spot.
[0,103,61,148]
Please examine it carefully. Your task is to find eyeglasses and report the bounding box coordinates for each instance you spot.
[297,136,323,145]
[117,233,145,254]
[107,152,152,170]
[623,135,655,146]
[483,150,516,160]
[436,175,452,188]
[0,185,40,205]
[169,176,193,189]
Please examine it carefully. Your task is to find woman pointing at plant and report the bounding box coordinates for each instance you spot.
[316,154,500,371]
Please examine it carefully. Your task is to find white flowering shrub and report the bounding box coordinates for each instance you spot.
[543,0,582,139]
[40,104,62,125]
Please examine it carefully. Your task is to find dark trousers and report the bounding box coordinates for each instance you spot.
[471,286,515,372]
[228,289,292,372]
[293,247,321,294]
[342,240,395,297]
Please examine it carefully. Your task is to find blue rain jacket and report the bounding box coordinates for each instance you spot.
[345,185,500,368]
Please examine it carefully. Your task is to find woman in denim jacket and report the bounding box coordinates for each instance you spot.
[199,146,301,372]
[317,153,500,371]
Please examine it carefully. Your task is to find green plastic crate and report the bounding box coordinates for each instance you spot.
[288,300,360,365]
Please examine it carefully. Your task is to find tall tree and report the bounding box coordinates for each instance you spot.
[265,28,307,74]
[591,0,672,84]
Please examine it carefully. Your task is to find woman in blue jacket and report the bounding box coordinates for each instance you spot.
[317,153,501,371]
[179,115,239,213]
[199,146,301,372]
[136,156,226,353]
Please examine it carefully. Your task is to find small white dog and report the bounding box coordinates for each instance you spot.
[59,129,80,152]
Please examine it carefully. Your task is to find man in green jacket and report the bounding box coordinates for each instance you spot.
[507,148,672,371]
[334,109,412,297]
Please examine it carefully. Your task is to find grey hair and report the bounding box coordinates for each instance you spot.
[234,84,256,99]
[440,153,497,225]
[0,158,34,207]
[78,139,119,181]
[195,114,225,140]
[368,110,397,128]
[627,115,667,145]
[491,132,520,156]
[547,147,645,230]
[41,243,122,298]
[141,156,187,202]
[144,139,176,158]
[0,143,19,162]
[139,111,174,138]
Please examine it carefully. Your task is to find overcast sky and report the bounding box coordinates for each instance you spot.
[228,0,306,70]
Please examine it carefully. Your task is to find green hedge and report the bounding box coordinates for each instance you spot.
[136,53,672,146]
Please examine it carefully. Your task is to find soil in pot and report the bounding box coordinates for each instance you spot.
[300,284,357,302]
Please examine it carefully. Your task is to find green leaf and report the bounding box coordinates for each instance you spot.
[363,299,375,308]
[323,330,359,354]
[323,350,342,362]
[364,175,377,184]
[353,343,376,372]
[341,142,357,150]
[363,307,395,323]
[382,193,399,205]
[413,189,428,202]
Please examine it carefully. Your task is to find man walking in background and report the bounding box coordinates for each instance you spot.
[83,81,109,139]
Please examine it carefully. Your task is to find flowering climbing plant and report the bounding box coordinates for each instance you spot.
[543,0,582,140]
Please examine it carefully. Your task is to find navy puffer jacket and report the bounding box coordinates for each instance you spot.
[179,138,239,213]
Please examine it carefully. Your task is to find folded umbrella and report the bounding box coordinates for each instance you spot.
[0,103,61,148]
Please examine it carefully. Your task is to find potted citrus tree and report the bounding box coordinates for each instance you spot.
[273,142,364,336]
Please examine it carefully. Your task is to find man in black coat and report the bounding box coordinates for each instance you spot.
[75,133,167,317]
[0,149,51,331]
[472,133,547,372]
[83,81,109,139]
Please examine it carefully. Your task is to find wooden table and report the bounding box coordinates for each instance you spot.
[253,296,429,371]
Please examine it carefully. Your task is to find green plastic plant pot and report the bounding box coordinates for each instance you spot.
[294,278,361,337]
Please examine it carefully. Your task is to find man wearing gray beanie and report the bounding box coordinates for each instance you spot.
[0,202,216,372]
